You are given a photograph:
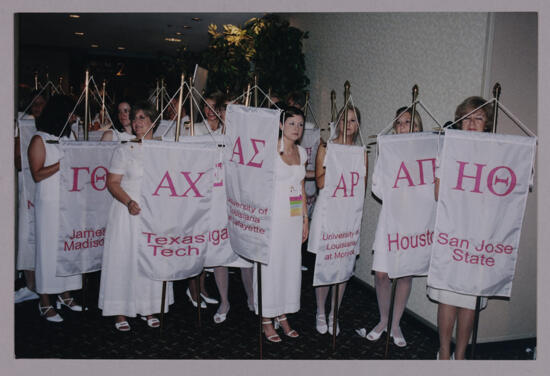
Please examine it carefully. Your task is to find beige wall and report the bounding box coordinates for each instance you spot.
[287,12,537,342]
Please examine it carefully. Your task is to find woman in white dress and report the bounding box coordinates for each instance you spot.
[101,100,134,141]
[312,104,367,336]
[28,95,83,322]
[429,96,492,359]
[253,105,309,343]
[367,107,423,347]
[98,101,174,331]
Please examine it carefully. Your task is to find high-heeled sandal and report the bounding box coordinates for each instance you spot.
[262,320,281,343]
[366,325,386,341]
[316,313,327,334]
[327,314,340,336]
[38,303,63,323]
[56,295,83,311]
[390,326,407,347]
[276,315,299,338]
[186,288,207,309]
[213,305,230,324]
[200,293,219,305]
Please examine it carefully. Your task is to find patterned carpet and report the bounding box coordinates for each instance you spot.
[14,251,535,360]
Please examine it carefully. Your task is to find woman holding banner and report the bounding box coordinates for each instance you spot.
[28,95,83,322]
[99,101,174,331]
[311,104,366,336]
[366,107,423,347]
[101,100,134,141]
[428,96,492,359]
[255,105,308,343]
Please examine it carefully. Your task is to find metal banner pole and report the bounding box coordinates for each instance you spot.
[331,284,339,351]
[159,281,167,335]
[257,263,263,359]
[410,85,419,133]
[384,278,398,359]
[470,297,482,359]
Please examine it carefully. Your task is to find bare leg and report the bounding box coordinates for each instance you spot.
[391,276,412,338]
[240,267,254,310]
[38,294,57,318]
[329,282,347,316]
[315,286,330,315]
[437,303,457,359]
[454,307,476,360]
[24,270,36,292]
[370,271,391,334]
[214,266,229,314]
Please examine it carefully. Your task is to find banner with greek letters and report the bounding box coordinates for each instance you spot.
[301,124,320,217]
[224,104,279,264]
[17,118,37,270]
[138,140,217,280]
[371,133,439,278]
[309,143,366,286]
[57,141,118,275]
[427,129,536,297]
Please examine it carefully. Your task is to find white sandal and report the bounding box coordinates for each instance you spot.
[38,303,63,323]
[141,316,160,328]
[56,295,83,311]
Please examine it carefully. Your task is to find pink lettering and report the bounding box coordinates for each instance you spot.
[452,161,485,193]
[392,162,415,188]
[69,167,90,192]
[246,138,265,168]
[152,171,179,197]
[90,166,108,191]
[487,166,516,196]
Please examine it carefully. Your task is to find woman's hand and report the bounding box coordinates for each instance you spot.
[126,199,141,216]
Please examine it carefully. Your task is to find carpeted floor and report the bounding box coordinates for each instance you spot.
[14,251,536,360]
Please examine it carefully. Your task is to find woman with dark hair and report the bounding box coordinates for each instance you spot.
[101,100,134,141]
[27,95,82,322]
[98,101,173,331]
[311,104,366,336]
[366,106,423,347]
[254,105,308,342]
[429,96,492,359]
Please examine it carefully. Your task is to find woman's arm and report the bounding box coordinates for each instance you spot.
[315,143,327,189]
[28,135,59,183]
[301,178,309,243]
[107,173,141,215]
[100,129,114,141]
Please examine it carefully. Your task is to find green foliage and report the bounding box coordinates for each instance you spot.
[201,14,309,97]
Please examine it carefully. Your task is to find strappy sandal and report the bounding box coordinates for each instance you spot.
[115,320,131,332]
[276,315,299,338]
[262,319,281,343]
[141,316,160,328]
[56,295,83,311]
[38,303,63,323]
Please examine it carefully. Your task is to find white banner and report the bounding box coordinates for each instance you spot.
[17,118,37,270]
[428,129,536,297]
[224,104,279,264]
[301,124,320,217]
[309,143,366,286]
[372,133,439,278]
[138,140,217,281]
[57,141,118,275]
